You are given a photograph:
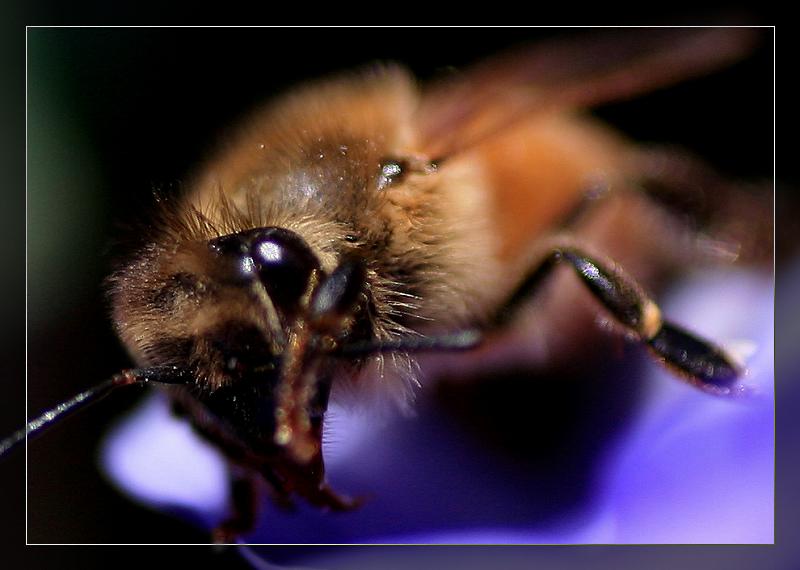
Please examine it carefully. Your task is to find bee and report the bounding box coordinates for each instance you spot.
[14,27,772,544]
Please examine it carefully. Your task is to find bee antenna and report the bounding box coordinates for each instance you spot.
[0,366,193,459]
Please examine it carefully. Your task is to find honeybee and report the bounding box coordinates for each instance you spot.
[16,27,772,545]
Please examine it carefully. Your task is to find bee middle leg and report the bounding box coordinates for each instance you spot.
[491,246,742,392]
[341,245,743,393]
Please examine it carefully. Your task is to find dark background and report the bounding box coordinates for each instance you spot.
[0,22,791,570]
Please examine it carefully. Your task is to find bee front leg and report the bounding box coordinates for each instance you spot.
[168,394,273,542]
[212,468,261,544]
[494,246,743,394]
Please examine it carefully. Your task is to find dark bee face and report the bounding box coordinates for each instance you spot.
[110,227,327,390]
[109,225,341,456]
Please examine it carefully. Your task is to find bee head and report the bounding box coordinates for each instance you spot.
[109,222,369,462]
[109,226,331,391]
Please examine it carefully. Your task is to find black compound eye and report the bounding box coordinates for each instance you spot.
[251,228,320,309]
[209,233,257,282]
[209,227,320,311]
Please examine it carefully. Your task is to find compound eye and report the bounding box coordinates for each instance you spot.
[209,233,257,282]
[250,228,320,310]
[209,227,321,311]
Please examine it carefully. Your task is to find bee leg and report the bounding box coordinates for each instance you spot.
[169,392,265,466]
[277,449,363,512]
[212,468,261,544]
[493,247,743,393]
[303,481,364,511]
[337,329,483,357]
[335,247,742,394]
[319,484,364,510]
[339,247,741,392]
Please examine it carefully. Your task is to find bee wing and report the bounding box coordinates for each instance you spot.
[416,27,758,159]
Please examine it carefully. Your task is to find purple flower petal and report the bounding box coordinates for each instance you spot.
[100,393,230,526]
